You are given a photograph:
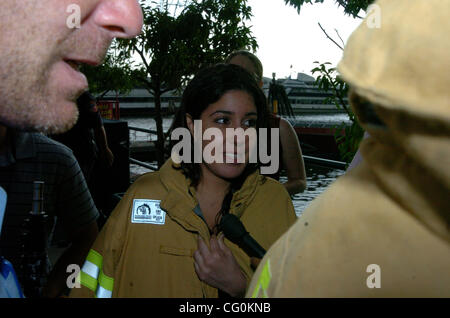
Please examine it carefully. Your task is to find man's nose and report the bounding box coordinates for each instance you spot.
[94,0,143,39]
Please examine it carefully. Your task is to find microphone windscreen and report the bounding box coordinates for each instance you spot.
[220,214,266,258]
[219,214,247,242]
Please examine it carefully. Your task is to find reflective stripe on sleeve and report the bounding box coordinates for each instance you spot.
[96,285,113,298]
[81,260,99,279]
[80,270,98,292]
[78,249,114,298]
[85,249,103,269]
[96,270,114,298]
[251,259,272,298]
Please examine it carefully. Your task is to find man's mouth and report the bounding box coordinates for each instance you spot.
[64,56,101,71]
[64,59,82,71]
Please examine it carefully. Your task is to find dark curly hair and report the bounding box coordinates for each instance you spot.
[170,64,269,234]
[170,63,269,189]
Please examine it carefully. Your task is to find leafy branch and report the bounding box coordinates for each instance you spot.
[284,0,374,18]
[311,62,352,120]
[114,0,258,167]
[311,62,364,163]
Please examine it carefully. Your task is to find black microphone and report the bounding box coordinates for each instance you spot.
[219,214,266,259]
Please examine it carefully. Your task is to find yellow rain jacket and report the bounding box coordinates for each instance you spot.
[247,0,450,298]
[70,159,296,297]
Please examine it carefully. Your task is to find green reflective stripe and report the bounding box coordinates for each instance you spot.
[86,249,103,269]
[251,284,262,298]
[81,249,114,296]
[259,260,272,290]
[98,270,114,292]
[80,271,98,292]
[251,259,271,298]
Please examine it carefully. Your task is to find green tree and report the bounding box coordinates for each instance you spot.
[285,0,371,163]
[311,62,364,164]
[81,44,141,98]
[284,0,375,18]
[116,0,257,167]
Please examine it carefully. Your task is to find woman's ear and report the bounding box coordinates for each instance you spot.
[186,114,194,135]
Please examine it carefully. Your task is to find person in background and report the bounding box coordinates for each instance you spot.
[0,124,99,297]
[225,50,307,195]
[51,91,114,257]
[52,91,114,185]
[70,64,297,298]
[0,0,143,297]
[247,0,450,297]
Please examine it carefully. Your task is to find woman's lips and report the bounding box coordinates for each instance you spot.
[224,152,245,164]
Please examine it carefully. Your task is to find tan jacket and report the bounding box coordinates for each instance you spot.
[247,0,450,298]
[70,159,296,297]
[247,140,450,297]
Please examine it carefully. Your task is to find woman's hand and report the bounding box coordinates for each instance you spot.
[194,233,247,297]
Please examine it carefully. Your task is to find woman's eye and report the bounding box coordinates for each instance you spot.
[215,117,229,125]
[243,119,257,128]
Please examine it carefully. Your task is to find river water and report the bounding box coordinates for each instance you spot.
[123,115,347,217]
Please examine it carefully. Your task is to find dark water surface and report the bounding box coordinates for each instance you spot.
[280,165,345,217]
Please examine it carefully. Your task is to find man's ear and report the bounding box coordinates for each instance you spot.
[186,114,194,135]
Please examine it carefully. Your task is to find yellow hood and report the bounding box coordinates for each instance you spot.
[338,0,450,121]
[338,0,450,240]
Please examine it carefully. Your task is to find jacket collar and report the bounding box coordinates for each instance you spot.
[158,159,262,236]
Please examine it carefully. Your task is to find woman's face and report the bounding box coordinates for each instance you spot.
[187,89,258,181]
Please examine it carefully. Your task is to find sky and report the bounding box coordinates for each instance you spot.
[246,0,364,79]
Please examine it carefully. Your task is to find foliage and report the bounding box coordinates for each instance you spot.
[81,44,141,98]
[311,62,364,163]
[286,0,371,163]
[114,0,257,167]
[121,0,257,92]
[284,0,375,18]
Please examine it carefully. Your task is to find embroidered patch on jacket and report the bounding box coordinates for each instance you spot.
[131,199,166,225]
